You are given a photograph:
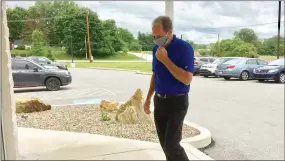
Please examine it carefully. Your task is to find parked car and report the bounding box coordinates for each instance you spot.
[12,57,72,91]
[200,57,238,77]
[28,56,68,70]
[253,58,285,83]
[194,57,216,75]
[215,58,268,81]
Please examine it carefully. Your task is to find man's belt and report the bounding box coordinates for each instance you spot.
[155,93,188,99]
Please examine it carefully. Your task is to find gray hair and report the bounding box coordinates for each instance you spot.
[152,16,173,32]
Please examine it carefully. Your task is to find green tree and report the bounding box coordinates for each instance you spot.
[117,28,134,44]
[261,36,285,56]
[138,32,154,51]
[129,41,142,51]
[29,29,46,56]
[7,7,28,42]
[218,38,259,58]
[234,28,258,44]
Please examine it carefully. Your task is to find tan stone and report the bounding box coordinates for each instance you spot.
[16,98,51,113]
[115,89,152,124]
[100,100,119,113]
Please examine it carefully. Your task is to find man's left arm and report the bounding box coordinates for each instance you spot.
[161,45,194,85]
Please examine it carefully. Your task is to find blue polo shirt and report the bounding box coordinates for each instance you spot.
[152,35,194,95]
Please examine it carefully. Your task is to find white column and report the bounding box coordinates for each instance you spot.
[165,0,174,28]
[1,0,19,160]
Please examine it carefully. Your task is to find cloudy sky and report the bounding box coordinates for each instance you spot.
[6,1,285,44]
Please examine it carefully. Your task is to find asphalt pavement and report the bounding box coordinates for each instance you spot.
[14,68,284,160]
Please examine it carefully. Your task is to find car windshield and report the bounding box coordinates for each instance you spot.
[212,58,226,64]
[224,58,244,65]
[268,59,285,66]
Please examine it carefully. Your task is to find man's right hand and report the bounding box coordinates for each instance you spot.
[144,99,151,114]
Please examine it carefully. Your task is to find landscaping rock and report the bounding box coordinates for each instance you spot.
[115,88,152,124]
[16,98,51,113]
[100,100,119,113]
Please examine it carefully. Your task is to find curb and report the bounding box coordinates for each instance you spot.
[182,143,214,160]
[181,121,212,149]
[149,106,212,149]
[52,102,211,149]
[87,67,152,75]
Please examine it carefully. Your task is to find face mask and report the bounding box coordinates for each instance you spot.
[154,33,169,47]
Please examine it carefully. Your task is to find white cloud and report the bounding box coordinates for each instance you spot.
[6,1,285,44]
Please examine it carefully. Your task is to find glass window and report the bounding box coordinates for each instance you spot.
[225,59,243,64]
[257,59,268,65]
[12,59,40,70]
[209,58,216,63]
[200,58,208,62]
[246,59,258,65]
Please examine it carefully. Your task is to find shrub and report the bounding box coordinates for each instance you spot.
[16,45,25,50]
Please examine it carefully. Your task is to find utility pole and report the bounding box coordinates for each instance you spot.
[70,25,74,63]
[277,1,281,59]
[86,10,93,63]
[85,35,87,60]
[218,33,220,57]
[181,34,183,40]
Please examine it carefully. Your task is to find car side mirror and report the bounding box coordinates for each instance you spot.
[33,67,39,72]
[47,61,51,64]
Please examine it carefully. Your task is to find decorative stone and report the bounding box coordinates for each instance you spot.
[115,89,152,124]
[16,98,51,113]
[100,100,120,113]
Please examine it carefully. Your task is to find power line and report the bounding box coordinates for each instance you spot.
[211,21,285,29]
[7,13,284,30]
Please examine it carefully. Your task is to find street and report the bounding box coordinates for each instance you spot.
[14,68,284,160]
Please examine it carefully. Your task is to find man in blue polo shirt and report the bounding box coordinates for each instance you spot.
[144,16,194,161]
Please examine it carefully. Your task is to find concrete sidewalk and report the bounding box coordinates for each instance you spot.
[18,128,214,160]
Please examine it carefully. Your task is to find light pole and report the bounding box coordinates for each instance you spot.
[277,1,281,59]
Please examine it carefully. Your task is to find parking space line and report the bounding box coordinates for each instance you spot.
[14,88,116,101]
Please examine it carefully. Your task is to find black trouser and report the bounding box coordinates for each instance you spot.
[153,93,189,161]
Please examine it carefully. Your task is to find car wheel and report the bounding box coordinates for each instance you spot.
[258,79,265,82]
[277,72,285,83]
[240,71,249,81]
[224,76,231,80]
[45,77,61,91]
[203,76,208,78]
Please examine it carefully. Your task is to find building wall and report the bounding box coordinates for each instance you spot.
[1,1,19,159]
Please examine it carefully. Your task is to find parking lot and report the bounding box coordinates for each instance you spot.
[14,68,284,160]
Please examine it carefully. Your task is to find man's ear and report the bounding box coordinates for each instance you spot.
[168,30,173,35]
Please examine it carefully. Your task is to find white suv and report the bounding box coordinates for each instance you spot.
[200,57,237,77]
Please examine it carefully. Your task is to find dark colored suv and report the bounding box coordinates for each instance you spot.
[28,56,68,70]
[12,57,72,91]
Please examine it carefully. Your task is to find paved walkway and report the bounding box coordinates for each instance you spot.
[129,52,153,62]
[18,128,213,160]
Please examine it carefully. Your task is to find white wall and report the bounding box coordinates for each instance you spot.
[1,0,19,159]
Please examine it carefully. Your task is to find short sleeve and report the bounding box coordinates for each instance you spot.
[181,44,194,73]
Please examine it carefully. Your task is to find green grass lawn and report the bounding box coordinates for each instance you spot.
[67,62,152,73]
[259,55,284,61]
[10,49,143,60]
